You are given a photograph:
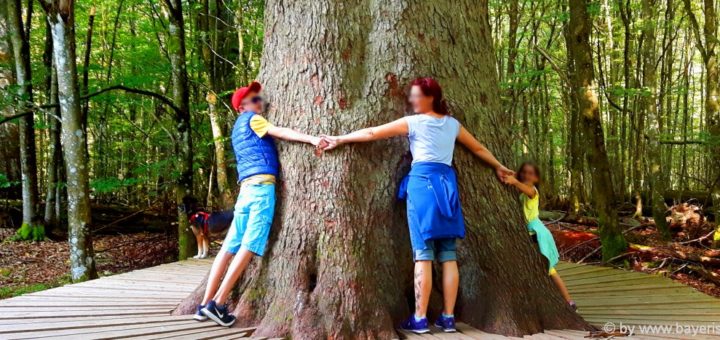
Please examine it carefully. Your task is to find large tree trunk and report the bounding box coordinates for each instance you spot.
[683,0,719,242]
[163,0,195,260]
[42,0,98,281]
[7,0,43,240]
[640,0,671,239]
[567,0,627,261]
[216,1,589,338]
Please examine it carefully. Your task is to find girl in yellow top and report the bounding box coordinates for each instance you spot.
[505,162,576,310]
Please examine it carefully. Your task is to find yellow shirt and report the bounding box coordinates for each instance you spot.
[520,186,540,222]
[241,115,276,185]
[249,114,273,138]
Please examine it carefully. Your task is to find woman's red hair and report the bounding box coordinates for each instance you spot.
[411,77,449,115]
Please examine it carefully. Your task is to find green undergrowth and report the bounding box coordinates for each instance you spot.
[0,274,70,299]
[10,223,46,242]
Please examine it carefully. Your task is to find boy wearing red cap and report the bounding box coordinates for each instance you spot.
[196,81,323,327]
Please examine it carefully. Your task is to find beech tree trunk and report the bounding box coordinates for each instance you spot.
[163,0,195,259]
[208,1,589,338]
[640,0,671,239]
[7,0,43,239]
[44,62,61,229]
[41,0,98,281]
[567,0,627,261]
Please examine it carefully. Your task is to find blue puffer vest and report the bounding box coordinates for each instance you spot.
[231,111,279,182]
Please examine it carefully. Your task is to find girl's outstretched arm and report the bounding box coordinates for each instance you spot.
[504,175,538,198]
[322,118,408,150]
[456,125,514,180]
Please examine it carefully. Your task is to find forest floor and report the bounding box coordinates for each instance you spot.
[0,228,182,299]
[548,208,720,298]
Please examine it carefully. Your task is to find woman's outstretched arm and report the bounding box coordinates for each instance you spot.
[456,125,514,180]
[322,118,408,150]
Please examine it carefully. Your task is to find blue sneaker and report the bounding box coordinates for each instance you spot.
[434,314,457,332]
[201,300,236,327]
[400,315,430,334]
[193,304,207,321]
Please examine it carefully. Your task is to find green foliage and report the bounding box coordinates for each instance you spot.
[91,177,142,194]
[0,174,19,189]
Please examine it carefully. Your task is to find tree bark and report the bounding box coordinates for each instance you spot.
[640,0,671,239]
[41,0,98,281]
[7,0,43,240]
[44,59,62,229]
[213,1,589,338]
[567,0,627,261]
[162,0,195,260]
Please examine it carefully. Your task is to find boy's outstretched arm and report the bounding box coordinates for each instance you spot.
[267,125,323,147]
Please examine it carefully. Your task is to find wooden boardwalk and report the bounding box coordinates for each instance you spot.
[2,259,719,339]
[0,259,262,340]
[400,261,720,339]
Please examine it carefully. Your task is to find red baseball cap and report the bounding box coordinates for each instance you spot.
[231,81,262,112]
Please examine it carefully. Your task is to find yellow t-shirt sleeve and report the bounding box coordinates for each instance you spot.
[249,115,274,138]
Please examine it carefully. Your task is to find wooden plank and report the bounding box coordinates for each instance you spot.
[572,295,719,306]
[0,308,171,320]
[0,315,190,334]
[580,308,720,317]
[562,274,673,287]
[86,278,199,288]
[0,314,167,326]
[130,326,253,340]
[583,317,720,326]
[555,265,616,276]
[2,320,203,339]
[543,330,588,340]
[28,287,188,299]
[455,323,518,339]
[40,321,218,340]
[0,300,177,308]
[6,294,182,302]
[428,326,475,339]
[0,306,174,312]
[396,329,445,339]
[71,282,196,293]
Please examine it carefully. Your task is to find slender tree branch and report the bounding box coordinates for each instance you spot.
[1,84,182,125]
[682,0,708,61]
[83,85,183,116]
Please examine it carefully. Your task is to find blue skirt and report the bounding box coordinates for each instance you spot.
[399,162,465,241]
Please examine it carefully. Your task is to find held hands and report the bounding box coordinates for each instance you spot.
[319,135,341,151]
[496,165,515,183]
[310,136,330,157]
[308,135,340,157]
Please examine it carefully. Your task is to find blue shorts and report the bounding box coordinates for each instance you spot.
[411,238,457,262]
[408,214,457,262]
[220,183,276,256]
